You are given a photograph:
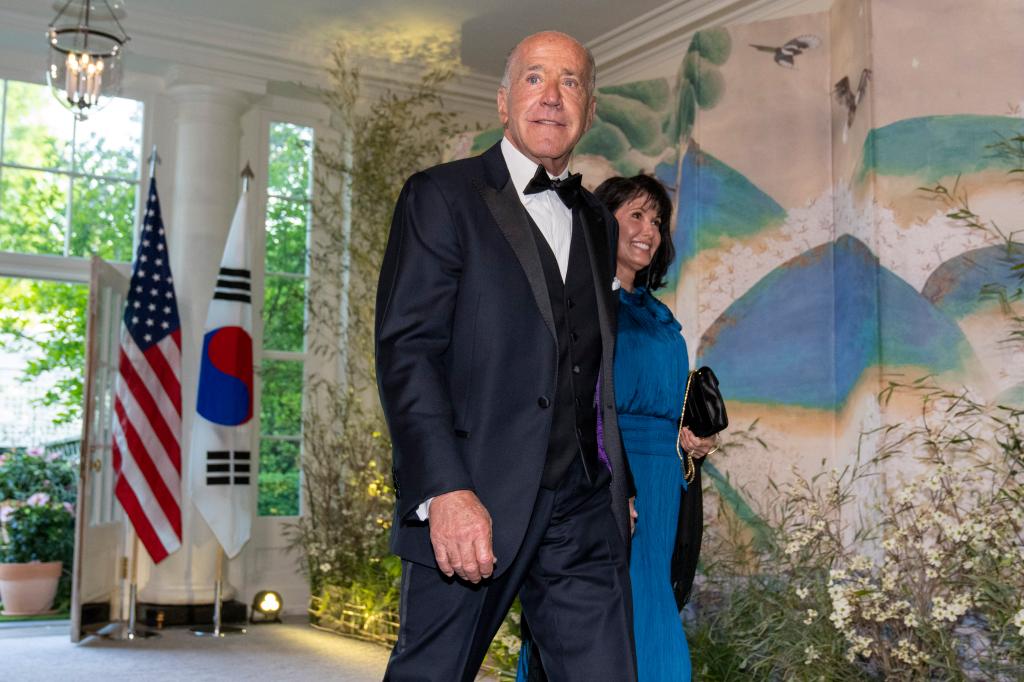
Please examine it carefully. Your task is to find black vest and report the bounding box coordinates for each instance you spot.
[528,213,602,489]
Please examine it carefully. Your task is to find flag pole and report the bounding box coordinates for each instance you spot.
[147,145,162,179]
[241,161,254,193]
[191,544,246,637]
[98,528,158,640]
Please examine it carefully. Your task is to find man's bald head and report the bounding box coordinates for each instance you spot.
[500,31,596,95]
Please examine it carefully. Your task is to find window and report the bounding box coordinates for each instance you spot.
[0,80,143,455]
[258,122,313,516]
[0,79,143,262]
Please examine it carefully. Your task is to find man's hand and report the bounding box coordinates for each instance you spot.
[428,490,495,583]
[628,496,638,536]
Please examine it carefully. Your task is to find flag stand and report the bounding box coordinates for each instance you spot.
[191,546,246,637]
[98,533,159,640]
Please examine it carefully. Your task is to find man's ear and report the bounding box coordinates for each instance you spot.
[583,94,597,134]
[497,88,509,128]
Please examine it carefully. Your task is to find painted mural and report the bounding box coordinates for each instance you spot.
[455,0,1024,492]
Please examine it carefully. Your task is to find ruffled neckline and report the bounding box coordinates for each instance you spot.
[618,286,680,329]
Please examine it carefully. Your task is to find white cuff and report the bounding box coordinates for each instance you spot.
[415,497,433,521]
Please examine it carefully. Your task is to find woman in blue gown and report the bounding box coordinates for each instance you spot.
[518,175,718,681]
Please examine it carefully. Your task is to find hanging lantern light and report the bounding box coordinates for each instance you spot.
[46,0,130,120]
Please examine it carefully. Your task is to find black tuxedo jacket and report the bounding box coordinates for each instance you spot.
[375,142,634,575]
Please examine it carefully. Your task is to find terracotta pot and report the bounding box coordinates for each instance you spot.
[0,561,62,615]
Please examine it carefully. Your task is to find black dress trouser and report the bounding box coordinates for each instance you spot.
[384,457,637,682]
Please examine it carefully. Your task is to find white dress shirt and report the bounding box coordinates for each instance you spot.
[501,137,574,281]
[414,137,577,521]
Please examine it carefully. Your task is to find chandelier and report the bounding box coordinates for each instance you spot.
[47,1,130,120]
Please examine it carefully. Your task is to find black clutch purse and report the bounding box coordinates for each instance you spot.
[677,366,728,482]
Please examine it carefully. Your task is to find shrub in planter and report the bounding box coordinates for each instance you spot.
[0,449,77,614]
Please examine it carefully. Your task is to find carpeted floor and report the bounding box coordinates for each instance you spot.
[1,618,390,681]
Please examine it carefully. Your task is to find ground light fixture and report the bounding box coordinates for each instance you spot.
[250,590,283,624]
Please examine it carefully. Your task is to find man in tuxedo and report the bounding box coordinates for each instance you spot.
[375,30,636,681]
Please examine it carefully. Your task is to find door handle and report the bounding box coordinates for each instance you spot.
[91,458,103,472]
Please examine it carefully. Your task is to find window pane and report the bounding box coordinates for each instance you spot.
[0,277,88,445]
[75,96,143,180]
[262,275,306,352]
[258,438,300,516]
[0,168,67,255]
[2,80,73,171]
[267,123,312,199]
[69,178,136,260]
[260,358,303,436]
[265,196,308,274]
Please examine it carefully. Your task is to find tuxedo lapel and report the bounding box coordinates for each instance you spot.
[577,201,615,348]
[578,198,631,543]
[474,144,557,343]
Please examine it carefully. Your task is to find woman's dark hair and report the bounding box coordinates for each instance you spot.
[593,174,676,291]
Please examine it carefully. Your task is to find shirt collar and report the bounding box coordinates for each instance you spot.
[501,136,570,197]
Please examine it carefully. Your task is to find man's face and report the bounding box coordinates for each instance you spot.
[497,33,596,175]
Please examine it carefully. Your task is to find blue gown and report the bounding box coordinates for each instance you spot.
[516,287,691,681]
[616,286,691,681]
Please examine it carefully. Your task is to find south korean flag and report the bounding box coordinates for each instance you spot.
[189,190,255,559]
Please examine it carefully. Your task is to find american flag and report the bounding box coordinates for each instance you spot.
[112,177,182,563]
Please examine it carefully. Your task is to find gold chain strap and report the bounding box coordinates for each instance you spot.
[677,370,696,484]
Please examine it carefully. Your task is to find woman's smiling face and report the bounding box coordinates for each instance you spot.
[614,193,663,283]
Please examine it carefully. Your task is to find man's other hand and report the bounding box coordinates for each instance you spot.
[428,490,495,583]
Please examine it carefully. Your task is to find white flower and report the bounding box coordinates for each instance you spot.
[804,645,820,664]
[803,609,818,625]
[796,586,809,600]
[319,562,332,573]
[1013,608,1024,637]
[26,492,50,507]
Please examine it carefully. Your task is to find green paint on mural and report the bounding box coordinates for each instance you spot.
[687,27,732,66]
[595,94,667,156]
[857,115,1024,183]
[996,383,1024,409]
[598,79,670,112]
[470,128,503,155]
[703,460,772,551]
[577,120,630,160]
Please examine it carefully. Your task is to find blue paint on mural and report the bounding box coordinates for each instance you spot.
[698,235,972,410]
[922,243,1024,318]
[665,146,787,268]
[858,115,1024,183]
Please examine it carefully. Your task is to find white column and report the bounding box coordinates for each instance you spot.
[137,82,250,604]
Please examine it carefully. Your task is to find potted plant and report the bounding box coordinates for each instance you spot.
[0,448,76,616]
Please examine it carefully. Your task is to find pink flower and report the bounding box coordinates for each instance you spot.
[27,446,44,457]
[46,451,61,462]
[26,492,51,507]
[63,502,75,515]
[0,504,13,524]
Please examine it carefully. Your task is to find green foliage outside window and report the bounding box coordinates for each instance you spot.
[0,80,142,427]
[258,122,313,516]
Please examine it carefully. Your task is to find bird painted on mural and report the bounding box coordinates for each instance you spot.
[833,69,872,127]
[749,34,821,68]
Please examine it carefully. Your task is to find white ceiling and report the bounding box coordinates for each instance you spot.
[138,0,674,78]
[0,0,831,118]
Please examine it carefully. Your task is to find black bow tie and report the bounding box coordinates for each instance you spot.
[523,165,582,208]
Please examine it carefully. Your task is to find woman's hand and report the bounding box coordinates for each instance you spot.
[628,496,638,535]
[678,426,720,459]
